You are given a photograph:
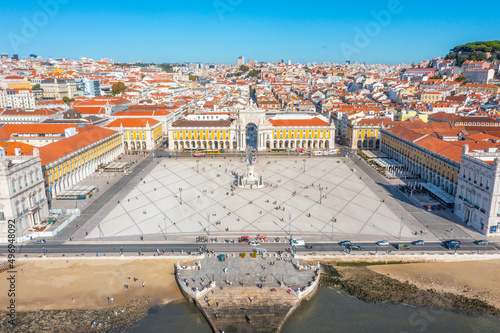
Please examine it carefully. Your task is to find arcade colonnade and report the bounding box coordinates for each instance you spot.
[43,133,124,200]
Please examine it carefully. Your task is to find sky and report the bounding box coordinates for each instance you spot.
[0,0,499,65]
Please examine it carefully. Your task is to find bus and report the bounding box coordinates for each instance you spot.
[184,148,205,153]
[205,150,220,155]
[313,151,325,156]
[269,148,287,153]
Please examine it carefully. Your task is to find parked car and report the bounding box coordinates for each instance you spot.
[376,240,389,246]
[475,240,489,246]
[412,240,425,246]
[347,244,361,250]
[445,240,461,245]
[339,240,351,246]
[34,239,46,244]
[397,243,410,250]
[249,241,260,246]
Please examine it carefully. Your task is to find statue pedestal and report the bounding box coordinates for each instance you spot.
[238,164,265,189]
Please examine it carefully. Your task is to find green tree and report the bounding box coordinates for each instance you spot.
[246,69,259,78]
[456,75,466,82]
[112,82,127,95]
[430,74,443,80]
[31,84,40,89]
[322,71,327,76]
[62,97,74,103]
[445,52,457,60]
[188,75,199,81]
[457,56,469,66]
[239,65,249,72]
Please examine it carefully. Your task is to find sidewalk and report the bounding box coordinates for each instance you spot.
[351,154,484,241]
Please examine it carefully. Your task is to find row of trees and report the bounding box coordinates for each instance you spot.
[451,41,500,53]
[446,41,500,65]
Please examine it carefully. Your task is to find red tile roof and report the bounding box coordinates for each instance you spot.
[37,125,119,166]
[106,118,160,128]
[268,117,330,127]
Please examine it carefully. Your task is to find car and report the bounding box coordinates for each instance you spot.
[34,239,46,244]
[376,240,389,246]
[339,240,351,246]
[412,240,425,246]
[249,241,260,246]
[445,243,460,250]
[290,238,305,246]
[347,245,361,250]
[397,243,410,250]
[445,240,461,245]
[475,240,489,246]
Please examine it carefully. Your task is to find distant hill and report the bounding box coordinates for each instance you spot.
[445,41,500,65]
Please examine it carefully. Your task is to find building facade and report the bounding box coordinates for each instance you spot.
[106,118,163,152]
[0,151,49,242]
[455,145,500,237]
[381,126,460,195]
[39,126,123,201]
[168,107,335,151]
[0,88,35,110]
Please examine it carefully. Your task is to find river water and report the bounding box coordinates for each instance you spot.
[131,287,500,333]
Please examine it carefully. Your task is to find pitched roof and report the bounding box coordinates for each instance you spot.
[106,118,160,128]
[268,117,330,127]
[37,125,118,166]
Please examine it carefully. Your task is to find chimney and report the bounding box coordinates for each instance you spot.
[14,147,21,156]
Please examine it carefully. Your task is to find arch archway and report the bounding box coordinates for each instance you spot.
[245,123,258,148]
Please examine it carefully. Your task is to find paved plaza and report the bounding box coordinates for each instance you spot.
[80,155,432,242]
[179,255,315,292]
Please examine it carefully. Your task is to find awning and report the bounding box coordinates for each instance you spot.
[419,183,455,204]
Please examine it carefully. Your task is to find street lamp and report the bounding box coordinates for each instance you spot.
[330,216,336,241]
[399,216,404,240]
[43,246,45,256]
[196,159,200,173]
[318,185,324,205]
[120,246,123,256]
[179,188,183,205]
[303,159,306,173]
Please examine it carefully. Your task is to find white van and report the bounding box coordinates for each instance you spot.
[290,238,305,246]
[253,248,267,255]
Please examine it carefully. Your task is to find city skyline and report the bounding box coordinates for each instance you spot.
[1,0,499,64]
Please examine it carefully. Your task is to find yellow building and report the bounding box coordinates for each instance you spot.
[106,118,163,152]
[38,125,123,200]
[381,124,460,195]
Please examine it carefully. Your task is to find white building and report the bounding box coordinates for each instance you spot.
[455,145,500,237]
[76,78,101,97]
[236,56,245,67]
[0,149,49,242]
[0,88,35,110]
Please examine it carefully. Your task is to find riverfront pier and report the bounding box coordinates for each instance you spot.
[176,254,320,332]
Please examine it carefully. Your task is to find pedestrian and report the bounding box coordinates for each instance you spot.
[142,281,145,288]
[72,298,75,303]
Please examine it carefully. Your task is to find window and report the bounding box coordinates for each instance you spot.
[19,179,22,190]
[12,181,16,193]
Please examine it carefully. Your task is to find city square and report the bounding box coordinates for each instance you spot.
[79,154,432,243]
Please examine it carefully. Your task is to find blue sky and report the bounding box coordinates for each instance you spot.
[0,0,499,64]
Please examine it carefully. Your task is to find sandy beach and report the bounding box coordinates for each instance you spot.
[0,258,185,312]
[369,260,500,310]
